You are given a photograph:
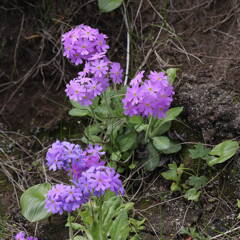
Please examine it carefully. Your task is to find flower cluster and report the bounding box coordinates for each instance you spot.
[76,166,125,197]
[45,141,124,215]
[46,141,104,180]
[15,232,38,240]
[122,71,174,119]
[63,25,123,106]
[46,140,83,171]
[62,24,109,65]
[45,184,88,214]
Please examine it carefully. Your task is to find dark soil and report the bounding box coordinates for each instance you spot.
[1,0,240,239]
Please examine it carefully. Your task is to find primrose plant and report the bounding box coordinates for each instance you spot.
[62,24,183,172]
[19,142,143,240]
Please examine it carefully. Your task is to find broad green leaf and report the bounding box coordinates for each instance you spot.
[152,136,170,151]
[110,210,129,240]
[166,68,178,84]
[95,105,109,118]
[184,188,201,201]
[161,162,184,183]
[161,141,182,154]
[118,131,137,152]
[186,176,208,190]
[189,144,211,160]
[144,143,160,171]
[135,124,148,133]
[102,195,122,229]
[150,121,171,137]
[162,107,183,124]
[81,135,102,144]
[69,108,89,117]
[20,183,51,222]
[128,116,143,125]
[84,124,102,137]
[98,0,124,13]
[150,107,183,137]
[161,163,178,182]
[207,140,239,167]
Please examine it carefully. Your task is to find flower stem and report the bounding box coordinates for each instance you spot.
[145,116,153,143]
[68,213,73,240]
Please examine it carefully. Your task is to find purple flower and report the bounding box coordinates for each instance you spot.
[122,71,174,119]
[45,184,88,214]
[90,59,109,77]
[15,232,25,240]
[46,140,106,182]
[110,62,123,84]
[65,73,111,106]
[130,71,144,87]
[77,166,124,197]
[15,233,38,240]
[46,140,83,171]
[62,25,109,66]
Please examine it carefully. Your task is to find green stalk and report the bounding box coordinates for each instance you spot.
[68,213,73,240]
[97,197,104,240]
[145,116,153,143]
[104,91,113,117]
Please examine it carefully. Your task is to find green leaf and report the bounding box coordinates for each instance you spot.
[102,194,124,232]
[237,199,240,208]
[20,183,51,222]
[106,119,124,141]
[144,143,160,171]
[69,108,89,117]
[161,162,184,182]
[170,182,181,192]
[135,124,148,133]
[207,140,239,167]
[84,125,102,137]
[117,131,137,152]
[189,144,211,160]
[81,135,102,144]
[184,188,201,201]
[166,68,178,84]
[163,107,183,123]
[150,107,183,137]
[70,100,86,109]
[110,151,122,161]
[65,222,84,230]
[150,122,172,137]
[186,176,208,190]
[94,105,109,118]
[152,136,170,151]
[161,141,182,154]
[110,210,129,240]
[74,236,88,240]
[98,0,124,13]
[128,116,143,125]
